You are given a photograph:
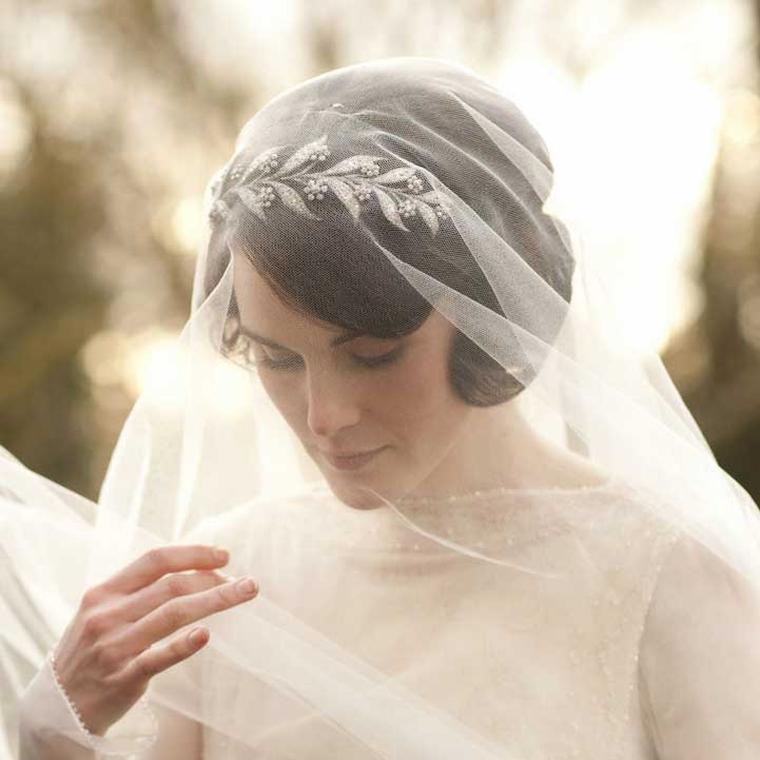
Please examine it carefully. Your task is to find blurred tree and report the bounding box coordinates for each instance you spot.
[0,85,108,492]
[662,1,760,501]
[0,0,251,499]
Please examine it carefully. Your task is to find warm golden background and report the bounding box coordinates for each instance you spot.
[1,1,759,503]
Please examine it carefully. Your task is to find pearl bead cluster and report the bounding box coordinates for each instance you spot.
[207,135,449,235]
[254,184,276,207]
[407,175,424,193]
[355,183,373,202]
[309,147,330,162]
[398,199,418,219]
[304,179,329,200]
[358,162,381,177]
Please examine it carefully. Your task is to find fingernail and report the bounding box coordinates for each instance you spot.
[188,627,207,646]
[213,547,229,563]
[236,577,257,595]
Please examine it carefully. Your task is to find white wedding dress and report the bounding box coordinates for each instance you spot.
[19,473,760,759]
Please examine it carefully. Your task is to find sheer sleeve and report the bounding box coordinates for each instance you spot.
[637,531,760,759]
[17,655,201,760]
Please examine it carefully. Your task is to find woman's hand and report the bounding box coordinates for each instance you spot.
[51,544,259,736]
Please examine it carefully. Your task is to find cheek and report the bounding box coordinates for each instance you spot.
[259,373,306,427]
[380,350,465,439]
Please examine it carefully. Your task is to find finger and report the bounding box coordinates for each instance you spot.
[102,545,230,595]
[116,570,230,623]
[125,626,210,683]
[121,577,258,655]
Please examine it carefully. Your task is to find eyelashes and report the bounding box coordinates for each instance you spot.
[258,346,404,371]
[256,354,303,371]
[352,345,404,368]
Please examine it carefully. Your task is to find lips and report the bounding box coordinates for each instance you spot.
[321,446,386,471]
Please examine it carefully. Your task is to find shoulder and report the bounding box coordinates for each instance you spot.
[637,524,760,757]
[645,528,760,631]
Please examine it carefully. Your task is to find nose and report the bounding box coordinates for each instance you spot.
[305,367,361,438]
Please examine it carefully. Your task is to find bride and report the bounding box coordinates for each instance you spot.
[6,57,760,759]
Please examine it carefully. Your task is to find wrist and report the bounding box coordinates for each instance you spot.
[45,650,159,756]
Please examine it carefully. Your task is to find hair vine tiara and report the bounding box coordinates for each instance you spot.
[207,134,449,234]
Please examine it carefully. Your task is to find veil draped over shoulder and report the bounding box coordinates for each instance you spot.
[3,57,760,760]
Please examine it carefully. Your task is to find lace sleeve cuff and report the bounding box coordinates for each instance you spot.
[19,653,159,759]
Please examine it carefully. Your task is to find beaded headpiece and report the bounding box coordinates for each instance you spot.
[207,134,449,234]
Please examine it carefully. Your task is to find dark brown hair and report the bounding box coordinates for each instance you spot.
[203,64,575,405]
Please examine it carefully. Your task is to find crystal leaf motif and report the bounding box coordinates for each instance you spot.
[208,135,448,234]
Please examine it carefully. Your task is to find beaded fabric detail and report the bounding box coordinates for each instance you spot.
[49,648,158,754]
[207,135,449,234]
[394,474,617,507]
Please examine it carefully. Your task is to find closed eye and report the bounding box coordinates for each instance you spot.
[351,346,403,368]
[256,347,403,371]
[257,352,304,370]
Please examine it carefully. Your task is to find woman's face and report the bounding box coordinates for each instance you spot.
[232,253,474,509]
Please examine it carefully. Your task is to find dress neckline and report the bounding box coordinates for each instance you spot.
[297,471,625,556]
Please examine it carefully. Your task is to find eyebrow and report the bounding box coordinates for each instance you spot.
[238,326,364,350]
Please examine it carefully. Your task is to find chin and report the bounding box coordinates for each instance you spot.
[312,447,425,510]
[324,476,386,511]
